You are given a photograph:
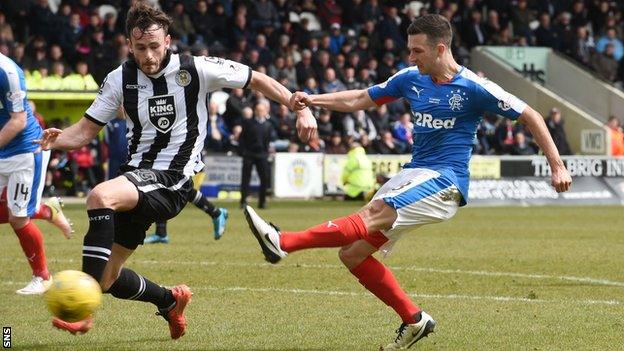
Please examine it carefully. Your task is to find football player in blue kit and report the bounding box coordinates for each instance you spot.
[245,14,572,350]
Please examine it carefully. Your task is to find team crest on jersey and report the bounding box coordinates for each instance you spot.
[147,95,177,133]
[446,89,468,111]
[498,100,511,111]
[175,70,192,87]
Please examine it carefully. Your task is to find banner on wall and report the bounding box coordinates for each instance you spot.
[468,156,624,206]
[201,155,259,197]
[202,154,624,205]
[273,153,324,198]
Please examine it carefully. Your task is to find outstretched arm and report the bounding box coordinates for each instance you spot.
[291,89,377,113]
[34,117,103,151]
[518,106,572,192]
[248,71,294,107]
[247,71,316,141]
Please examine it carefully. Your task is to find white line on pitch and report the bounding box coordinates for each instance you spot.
[4,257,624,288]
[0,281,619,306]
[183,286,623,306]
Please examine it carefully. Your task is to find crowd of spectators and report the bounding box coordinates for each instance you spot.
[4,0,624,182]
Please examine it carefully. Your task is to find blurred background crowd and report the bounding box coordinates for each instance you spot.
[1,0,624,195]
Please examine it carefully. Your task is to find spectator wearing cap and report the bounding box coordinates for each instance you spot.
[546,107,572,155]
[329,23,345,55]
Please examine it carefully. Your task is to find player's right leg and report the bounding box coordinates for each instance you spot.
[244,198,395,263]
[2,152,53,295]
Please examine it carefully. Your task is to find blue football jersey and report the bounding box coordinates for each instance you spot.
[0,53,42,158]
[368,66,526,205]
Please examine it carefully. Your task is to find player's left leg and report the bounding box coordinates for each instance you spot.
[144,220,170,244]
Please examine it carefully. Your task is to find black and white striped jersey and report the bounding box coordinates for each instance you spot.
[85,52,251,176]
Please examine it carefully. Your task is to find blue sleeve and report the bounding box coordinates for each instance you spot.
[473,79,527,120]
[367,68,412,106]
[0,66,27,113]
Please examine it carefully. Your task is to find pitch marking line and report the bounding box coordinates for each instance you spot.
[3,257,624,288]
[136,259,624,288]
[0,281,619,306]
[195,286,620,306]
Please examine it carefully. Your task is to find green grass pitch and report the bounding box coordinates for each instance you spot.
[1,201,623,350]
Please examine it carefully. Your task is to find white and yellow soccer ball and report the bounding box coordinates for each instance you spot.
[44,270,102,322]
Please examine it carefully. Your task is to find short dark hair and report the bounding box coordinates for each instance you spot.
[407,14,452,47]
[125,1,172,39]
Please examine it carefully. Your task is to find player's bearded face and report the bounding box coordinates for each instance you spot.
[128,25,171,75]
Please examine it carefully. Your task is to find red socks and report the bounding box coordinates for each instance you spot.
[32,204,52,220]
[14,221,50,280]
[0,204,51,223]
[280,214,368,253]
[350,256,420,324]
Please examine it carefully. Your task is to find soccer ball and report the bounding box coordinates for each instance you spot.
[44,270,102,322]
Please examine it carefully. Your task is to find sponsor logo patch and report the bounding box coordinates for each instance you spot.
[147,95,176,133]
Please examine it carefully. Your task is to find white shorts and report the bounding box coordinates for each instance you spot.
[373,168,461,255]
[0,151,50,217]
